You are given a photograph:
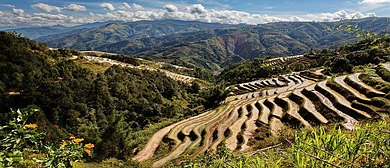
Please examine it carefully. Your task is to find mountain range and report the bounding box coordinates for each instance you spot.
[11,18,390,71]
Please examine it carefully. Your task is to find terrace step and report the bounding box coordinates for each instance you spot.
[291,88,328,124]
[209,100,250,150]
[316,81,371,119]
[348,73,385,97]
[257,99,271,124]
[335,75,371,103]
[225,105,250,150]
[240,102,260,151]
[305,84,357,130]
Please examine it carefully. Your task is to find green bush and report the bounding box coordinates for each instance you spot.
[0,108,94,167]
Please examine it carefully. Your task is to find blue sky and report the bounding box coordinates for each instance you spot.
[0,0,388,27]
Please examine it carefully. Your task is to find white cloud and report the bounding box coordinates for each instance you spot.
[133,3,144,10]
[64,4,87,11]
[186,4,207,14]
[1,4,15,8]
[359,0,390,4]
[12,8,24,16]
[31,3,62,13]
[164,4,178,12]
[119,2,132,10]
[99,3,115,11]
[118,3,144,10]
[306,10,376,22]
[0,4,378,27]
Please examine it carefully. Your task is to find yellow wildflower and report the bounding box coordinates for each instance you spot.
[61,140,67,147]
[85,143,95,149]
[73,138,84,144]
[84,149,92,156]
[69,136,75,140]
[24,124,37,129]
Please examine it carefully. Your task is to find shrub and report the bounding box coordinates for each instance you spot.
[0,108,94,167]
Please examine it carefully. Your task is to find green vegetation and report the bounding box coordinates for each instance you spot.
[0,31,229,163]
[169,118,390,168]
[0,108,94,167]
[218,36,390,85]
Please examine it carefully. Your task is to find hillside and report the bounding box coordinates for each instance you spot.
[39,18,390,71]
[130,36,390,167]
[37,20,230,51]
[139,18,390,71]
[0,32,229,164]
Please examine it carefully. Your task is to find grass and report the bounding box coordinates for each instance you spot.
[166,115,390,168]
[75,59,111,73]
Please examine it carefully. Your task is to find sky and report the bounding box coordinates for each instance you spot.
[0,0,388,27]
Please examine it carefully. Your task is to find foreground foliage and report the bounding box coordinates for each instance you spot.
[0,108,94,167]
[169,119,390,168]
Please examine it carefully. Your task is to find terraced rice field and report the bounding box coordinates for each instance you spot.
[263,55,304,66]
[133,68,387,167]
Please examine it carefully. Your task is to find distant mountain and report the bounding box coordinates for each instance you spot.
[5,25,71,39]
[36,20,230,50]
[95,18,390,70]
[4,21,125,39]
[38,18,390,71]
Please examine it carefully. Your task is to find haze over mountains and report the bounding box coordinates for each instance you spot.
[7,18,390,71]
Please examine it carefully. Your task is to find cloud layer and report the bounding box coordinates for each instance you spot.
[31,3,62,13]
[64,4,87,11]
[99,3,115,11]
[0,3,378,27]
